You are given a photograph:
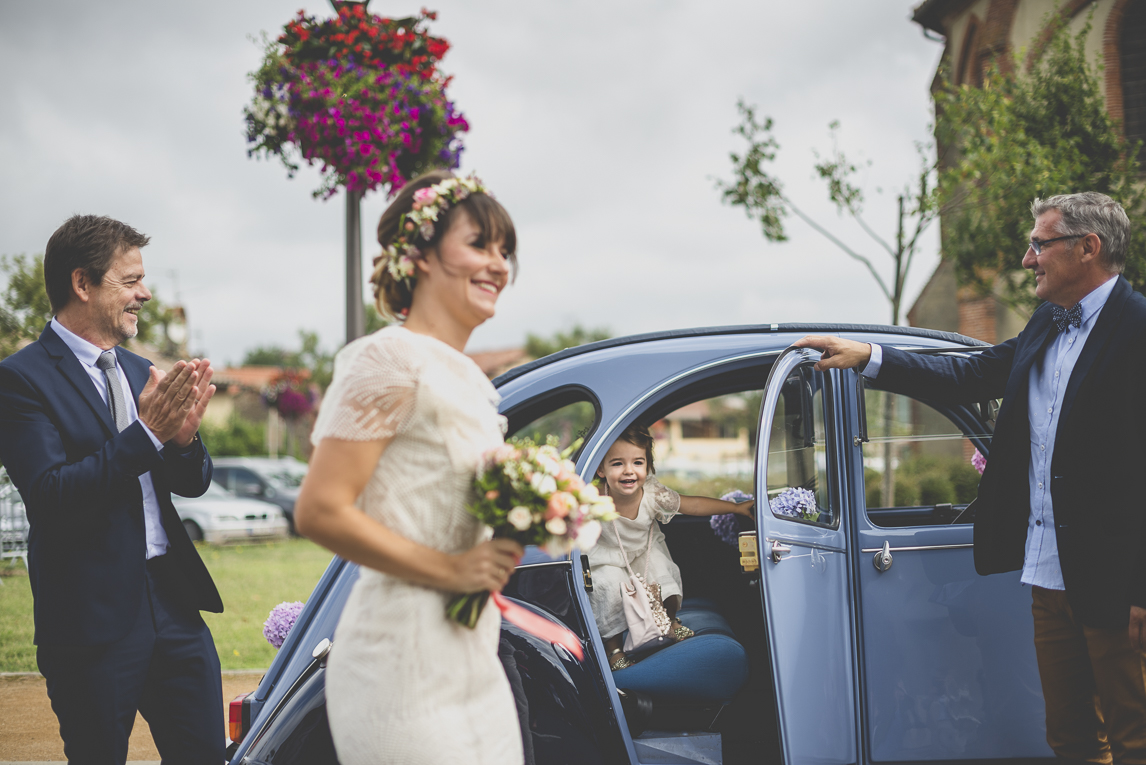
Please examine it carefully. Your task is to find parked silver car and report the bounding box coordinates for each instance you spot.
[211,457,308,534]
[172,481,289,544]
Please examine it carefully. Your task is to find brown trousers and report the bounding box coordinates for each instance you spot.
[1032,587,1146,764]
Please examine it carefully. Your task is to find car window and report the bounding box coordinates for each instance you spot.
[265,469,305,490]
[649,391,759,498]
[764,367,835,527]
[862,385,992,527]
[506,387,599,455]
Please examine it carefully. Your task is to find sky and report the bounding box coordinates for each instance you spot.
[0,0,945,365]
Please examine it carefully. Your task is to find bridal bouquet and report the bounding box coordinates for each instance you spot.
[447,437,617,628]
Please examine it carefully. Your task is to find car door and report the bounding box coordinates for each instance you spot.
[755,347,857,765]
[844,362,1052,762]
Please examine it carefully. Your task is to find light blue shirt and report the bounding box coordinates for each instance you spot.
[51,318,170,559]
[1021,276,1117,589]
[861,275,1119,590]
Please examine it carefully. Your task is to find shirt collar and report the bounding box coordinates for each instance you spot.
[50,317,114,369]
[1075,275,1119,328]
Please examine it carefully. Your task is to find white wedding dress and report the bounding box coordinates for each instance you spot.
[312,326,523,765]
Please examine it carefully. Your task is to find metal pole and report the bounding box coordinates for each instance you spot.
[345,187,364,344]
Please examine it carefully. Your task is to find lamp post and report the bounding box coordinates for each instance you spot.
[331,0,371,344]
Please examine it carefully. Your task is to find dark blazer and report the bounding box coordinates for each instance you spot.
[876,276,1146,628]
[0,324,223,647]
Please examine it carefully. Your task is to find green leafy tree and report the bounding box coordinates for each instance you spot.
[0,254,174,360]
[719,104,937,325]
[935,17,1145,313]
[199,414,267,457]
[243,330,335,391]
[524,325,612,360]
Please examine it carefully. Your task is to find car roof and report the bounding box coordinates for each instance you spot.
[493,322,988,387]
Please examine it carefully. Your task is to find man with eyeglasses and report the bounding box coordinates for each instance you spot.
[796,191,1145,763]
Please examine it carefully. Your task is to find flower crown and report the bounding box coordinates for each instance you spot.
[381,174,491,289]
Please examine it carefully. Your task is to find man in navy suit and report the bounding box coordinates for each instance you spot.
[0,215,225,763]
[797,192,1146,763]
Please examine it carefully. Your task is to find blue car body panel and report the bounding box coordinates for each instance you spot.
[230,323,1056,765]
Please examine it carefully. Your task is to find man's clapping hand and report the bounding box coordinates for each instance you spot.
[138,359,216,446]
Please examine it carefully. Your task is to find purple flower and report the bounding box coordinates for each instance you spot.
[264,601,305,649]
[710,490,754,546]
[972,449,987,475]
[769,487,818,520]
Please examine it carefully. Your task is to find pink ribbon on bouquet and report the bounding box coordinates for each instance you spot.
[490,591,584,661]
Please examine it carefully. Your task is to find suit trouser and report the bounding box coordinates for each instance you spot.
[1032,586,1146,764]
[37,556,224,765]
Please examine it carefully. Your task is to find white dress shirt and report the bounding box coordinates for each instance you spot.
[51,318,170,559]
[861,275,1118,590]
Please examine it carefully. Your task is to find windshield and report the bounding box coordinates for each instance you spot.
[201,482,232,499]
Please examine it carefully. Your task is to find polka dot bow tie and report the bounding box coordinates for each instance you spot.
[1052,303,1083,332]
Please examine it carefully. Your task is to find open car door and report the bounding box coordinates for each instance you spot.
[755,347,857,765]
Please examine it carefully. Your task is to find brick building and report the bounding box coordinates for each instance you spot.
[908,0,1146,343]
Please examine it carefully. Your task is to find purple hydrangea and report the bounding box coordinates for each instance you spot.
[972,449,987,475]
[710,490,755,546]
[264,601,305,649]
[769,487,818,520]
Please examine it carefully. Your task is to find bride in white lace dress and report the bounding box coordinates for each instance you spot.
[296,171,525,765]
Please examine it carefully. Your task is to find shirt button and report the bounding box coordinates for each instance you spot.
[1038,482,1043,489]
[1048,407,1053,413]
[1036,520,1043,526]
[1041,444,1045,450]
[1055,371,1060,377]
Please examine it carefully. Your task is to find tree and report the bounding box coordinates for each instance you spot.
[524,325,612,360]
[935,17,1145,313]
[242,330,335,391]
[718,104,937,325]
[0,254,176,360]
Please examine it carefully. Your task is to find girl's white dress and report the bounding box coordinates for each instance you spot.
[586,476,683,639]
[311,327,523,765]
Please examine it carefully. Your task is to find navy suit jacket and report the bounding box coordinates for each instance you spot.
[876,276,1146,628]
[0,324,223,647]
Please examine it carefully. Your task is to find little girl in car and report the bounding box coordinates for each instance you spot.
[587,424,753,670]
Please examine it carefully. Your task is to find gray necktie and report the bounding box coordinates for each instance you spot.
[96,350,130,432]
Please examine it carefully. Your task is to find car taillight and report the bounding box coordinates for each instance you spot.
[228,692,251,744]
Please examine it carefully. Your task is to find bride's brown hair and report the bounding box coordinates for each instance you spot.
[370,170,518,320]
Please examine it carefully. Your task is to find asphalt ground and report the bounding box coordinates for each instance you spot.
[0,670,264,762]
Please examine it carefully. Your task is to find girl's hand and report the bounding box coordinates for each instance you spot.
[449,538,525,593]
[735,500,755,517]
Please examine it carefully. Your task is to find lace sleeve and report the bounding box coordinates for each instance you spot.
[646,476,681,522]
[311,335,419,444]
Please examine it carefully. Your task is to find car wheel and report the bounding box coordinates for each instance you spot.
[183,519,203,542]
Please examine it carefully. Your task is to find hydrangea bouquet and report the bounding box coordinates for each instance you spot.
[446,437,617,628]
[711,489,754,546]
[769,487,819,521]
[264,600,305,649]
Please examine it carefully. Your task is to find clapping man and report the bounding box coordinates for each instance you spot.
[796,192,1145,763]
[0,216,225,763]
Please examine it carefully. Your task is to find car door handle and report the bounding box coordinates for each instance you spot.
[770,540,792,563]
[873,541,893,572]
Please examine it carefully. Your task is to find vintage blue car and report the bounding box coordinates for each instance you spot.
[226,323,1055,765]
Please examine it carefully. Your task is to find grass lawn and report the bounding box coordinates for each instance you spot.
[0,538,335,673]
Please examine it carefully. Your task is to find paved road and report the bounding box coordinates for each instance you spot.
[0,671,264,762]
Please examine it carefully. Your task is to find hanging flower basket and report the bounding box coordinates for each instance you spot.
[245,5,468,199]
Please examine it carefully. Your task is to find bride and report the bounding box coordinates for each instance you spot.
[295,170,525,764]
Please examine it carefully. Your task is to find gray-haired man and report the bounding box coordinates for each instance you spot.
[798,192,1146,763]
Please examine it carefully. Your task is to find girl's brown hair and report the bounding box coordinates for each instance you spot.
[370,169,518,320]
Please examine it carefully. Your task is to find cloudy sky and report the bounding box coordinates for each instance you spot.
[0,0,944,365]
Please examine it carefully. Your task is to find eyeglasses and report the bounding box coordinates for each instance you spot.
[1027,235,1076,255]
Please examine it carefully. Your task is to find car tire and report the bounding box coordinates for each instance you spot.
[183,519,203,542]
